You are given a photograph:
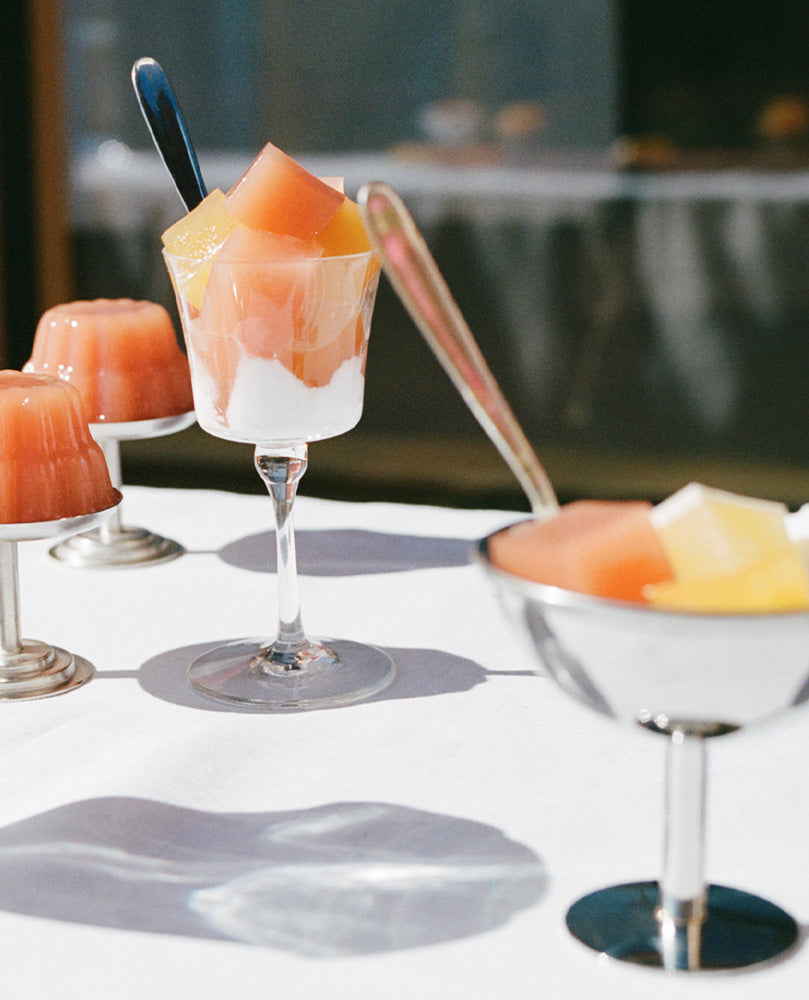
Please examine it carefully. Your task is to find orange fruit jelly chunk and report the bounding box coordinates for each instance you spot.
[316,197,373,256]
[224,142,344,241]
[490,500,674,602]
[197,225,322,387]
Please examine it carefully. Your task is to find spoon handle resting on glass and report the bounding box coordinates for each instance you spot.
[358,181,558,518]
[131,57,207,212]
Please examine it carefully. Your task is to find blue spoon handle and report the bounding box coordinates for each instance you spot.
[131,57,207,212]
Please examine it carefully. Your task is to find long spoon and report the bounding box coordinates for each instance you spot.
[131,57,207,212]
[358,182,558,518]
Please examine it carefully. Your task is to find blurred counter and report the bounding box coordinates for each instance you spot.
[69,148,809,495]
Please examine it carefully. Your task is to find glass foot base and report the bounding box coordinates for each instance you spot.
[50,526,184,568]
[187,636,396,710]
[566,881,798,971]
[0,641,94,700]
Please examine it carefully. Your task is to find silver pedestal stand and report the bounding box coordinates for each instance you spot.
[0,499,121,700]
[50,411,195,568]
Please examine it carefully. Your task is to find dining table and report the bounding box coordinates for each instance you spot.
[2,482,808,997]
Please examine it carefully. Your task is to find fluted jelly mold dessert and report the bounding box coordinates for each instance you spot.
[0,370,119,523]
[25,299,196,567]
[0,370,121,699]
[26,298,194,423]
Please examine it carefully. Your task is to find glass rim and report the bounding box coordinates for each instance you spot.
[162,246,379,266]
[476,529,809,625]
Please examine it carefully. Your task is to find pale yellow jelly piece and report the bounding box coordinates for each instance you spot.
[644,544,809,613]
[650,482,791,580]
[162,189,240,312]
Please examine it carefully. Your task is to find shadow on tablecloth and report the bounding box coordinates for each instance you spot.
[133,642,531,713]
[0,797,547,954]
[217,528,472,575]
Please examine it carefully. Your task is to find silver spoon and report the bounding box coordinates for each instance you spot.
[131,57,207,212]
[358,181,558,518]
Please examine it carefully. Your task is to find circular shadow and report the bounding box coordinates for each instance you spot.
[136,641,490,713]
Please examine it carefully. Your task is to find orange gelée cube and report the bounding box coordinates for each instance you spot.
[316,197,373,256]
[489,500,673,602]
[190,225,376,398]
[224,142,343,241]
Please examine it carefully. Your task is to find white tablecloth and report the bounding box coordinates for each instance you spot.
[3,485,809,998]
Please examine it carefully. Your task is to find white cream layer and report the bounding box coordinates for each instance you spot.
[189,344,365,444]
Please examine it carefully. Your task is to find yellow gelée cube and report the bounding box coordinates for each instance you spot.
[316,197,373,256]
[162,189,240,311]
[650,482,791,580]
[643,544,809,612]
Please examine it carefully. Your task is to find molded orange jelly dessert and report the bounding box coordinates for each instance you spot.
[25,299,194,423]
[0,371,118,524]
[489,483,809,613]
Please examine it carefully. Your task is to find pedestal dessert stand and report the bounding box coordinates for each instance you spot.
[0,499,121,699]
[479,531,809,972]
[49,411,195,568]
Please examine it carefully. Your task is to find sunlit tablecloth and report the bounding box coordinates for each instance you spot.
[4,485,808,998]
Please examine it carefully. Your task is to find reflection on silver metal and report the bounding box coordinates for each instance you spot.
[50,525,184,568]
[477,526,809,971]
[566,883,798,971]
[50,412,195,569]
[88,411,196,443]
[0,502,120,700]
[358,181,558,520]
[131,57,208,213]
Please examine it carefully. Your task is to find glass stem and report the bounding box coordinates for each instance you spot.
[0,540,22,660]
[98,437,123,540]
[658,729,707,970]
[255,443,308,667]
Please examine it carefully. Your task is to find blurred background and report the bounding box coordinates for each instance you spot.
[5,0,809,507]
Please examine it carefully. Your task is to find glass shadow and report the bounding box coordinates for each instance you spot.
[217,528,473,576]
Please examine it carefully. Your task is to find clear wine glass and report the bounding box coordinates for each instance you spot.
[478,525,809,971]
[164,247,395,710]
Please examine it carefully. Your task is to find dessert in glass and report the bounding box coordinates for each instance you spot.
[478,483,809,971]
[358,177,807,969]
[25,298,195,566]
[163,142,395,709]
[0,370,121,698]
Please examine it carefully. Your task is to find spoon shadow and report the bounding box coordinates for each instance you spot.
[217,528,472,576]
[130,642,530,713]
[0,797,548,955]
